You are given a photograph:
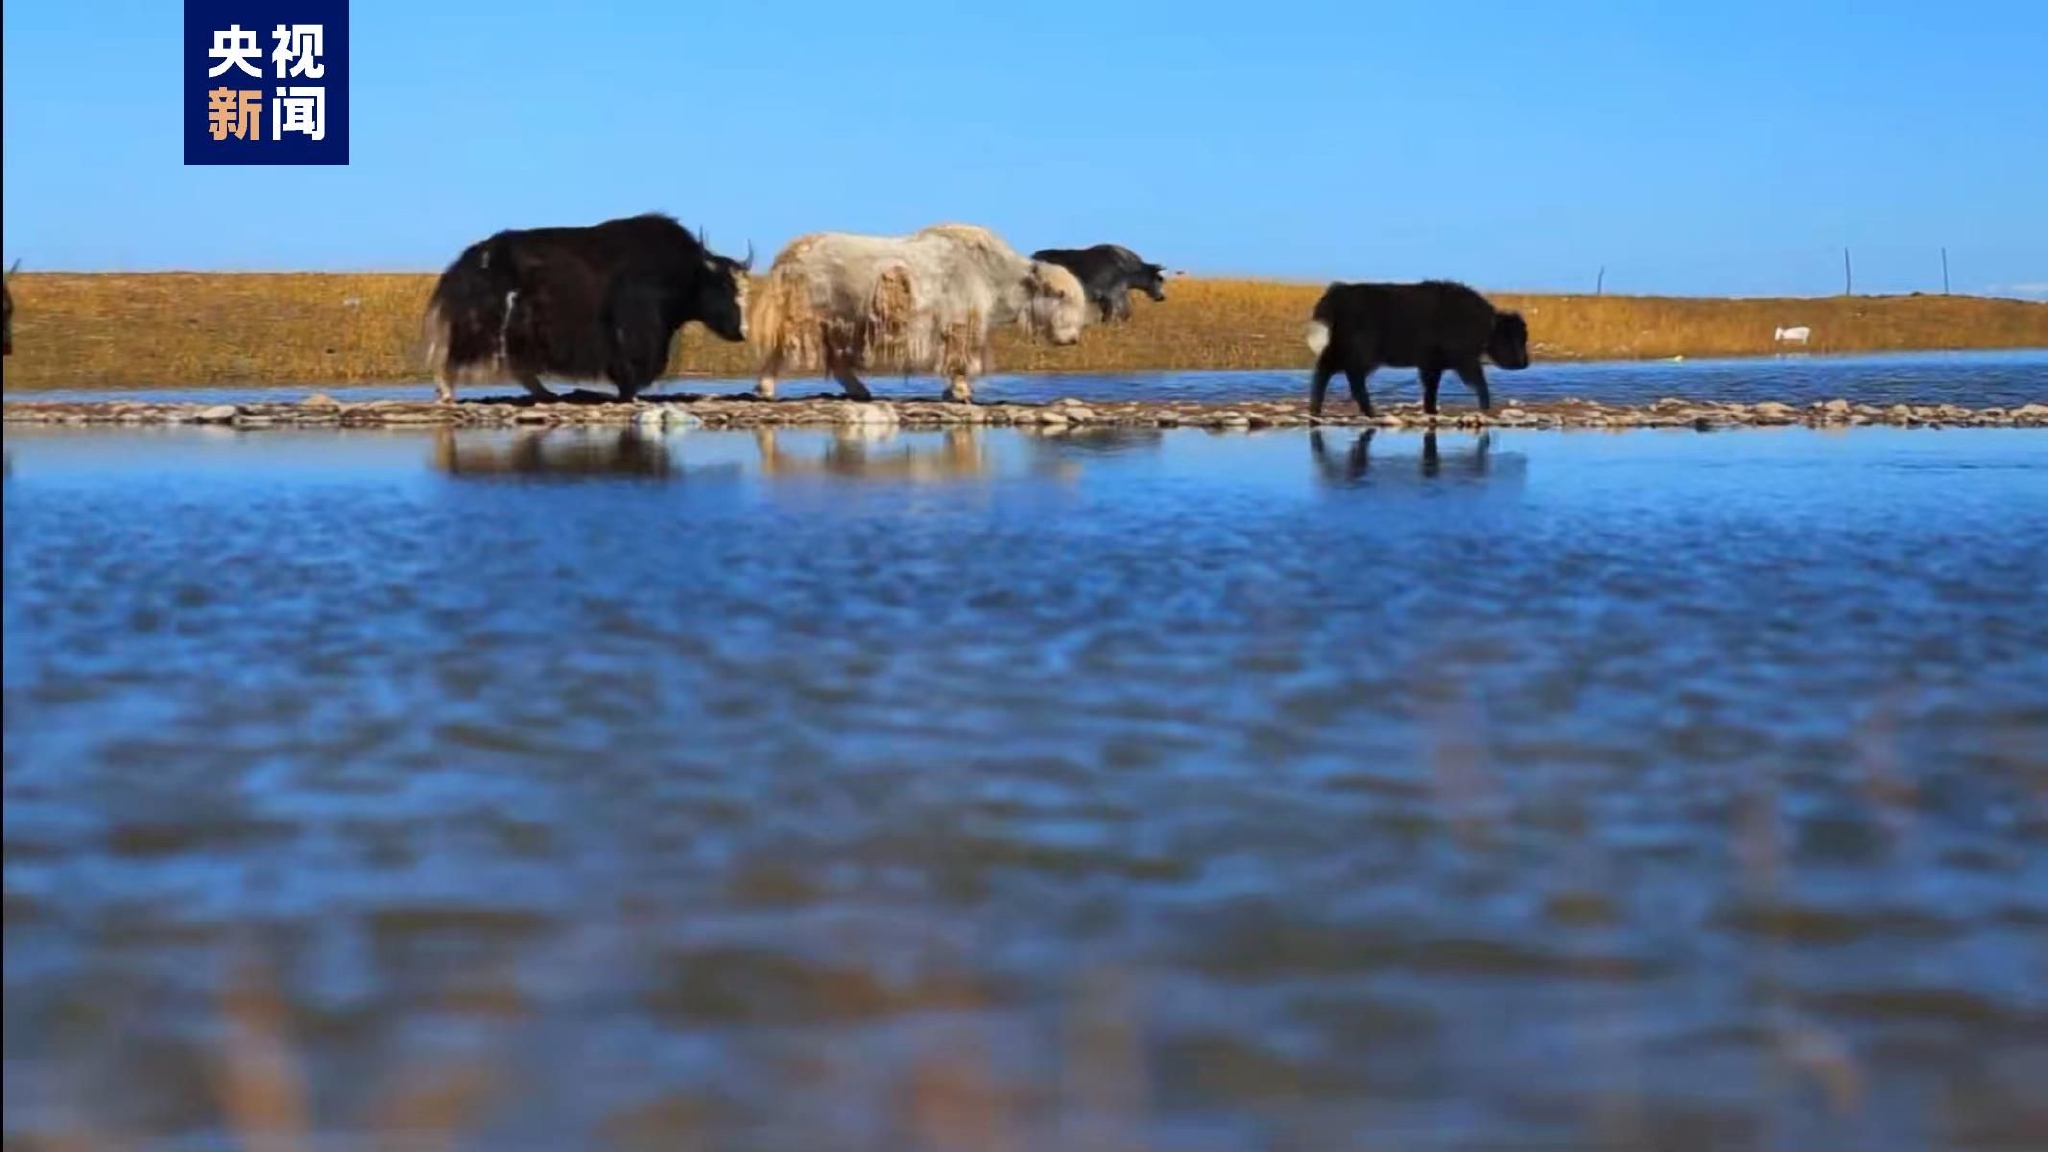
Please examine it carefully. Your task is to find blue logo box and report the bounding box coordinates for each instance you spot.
[184,0,349,165]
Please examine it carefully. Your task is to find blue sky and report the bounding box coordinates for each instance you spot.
[3,0,2044,296]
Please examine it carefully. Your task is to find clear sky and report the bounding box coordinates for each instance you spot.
[4,0,2044,297]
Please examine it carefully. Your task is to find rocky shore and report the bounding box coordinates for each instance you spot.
[6,392,2047,432]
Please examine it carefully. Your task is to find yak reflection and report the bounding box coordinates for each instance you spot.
[1024,426,1166,456]
[433,426,677,479]
[752,426,994,482]
[1013,427,1162,484]
[1311,429,1520,487]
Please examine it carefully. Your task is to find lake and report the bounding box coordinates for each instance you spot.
[5,386,2048,1147]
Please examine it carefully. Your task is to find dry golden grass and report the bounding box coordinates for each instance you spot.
[3,272,2044,392]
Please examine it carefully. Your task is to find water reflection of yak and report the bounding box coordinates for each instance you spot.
[432,426,677,479]
[752,426,993,482]
[1022,426,1167,457]
[1309,429,1524,487]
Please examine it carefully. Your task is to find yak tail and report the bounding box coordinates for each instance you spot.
[1304,284,1343,356]
[1304,320,1330,357]
[417,292,506,386]
[419,239,528,388]
[420,298,451,380]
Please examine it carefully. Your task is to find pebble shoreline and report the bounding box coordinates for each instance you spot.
[6,392,2047,432]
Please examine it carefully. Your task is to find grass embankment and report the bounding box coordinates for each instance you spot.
[3,273,2044,392]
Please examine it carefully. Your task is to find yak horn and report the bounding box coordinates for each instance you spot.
[742,240,754,271]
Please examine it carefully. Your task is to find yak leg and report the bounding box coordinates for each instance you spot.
[831,362,875,402]
[1453,360,1492,411]
[518,373,556,402]
[1419,358,1445,416]
[823,346,874,401]
[1344,359,1378,417]
[1308,350,1341,419]
[939,325,980,402]
[435,371,456,405]
[607,288,671,404]
[754,348,782,400]
[612,355,657,403]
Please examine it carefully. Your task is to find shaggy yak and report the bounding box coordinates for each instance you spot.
[1028,244,1167,323]
[422,213,752,403]
[1303,279,1530,418]
[748,223,1088,403]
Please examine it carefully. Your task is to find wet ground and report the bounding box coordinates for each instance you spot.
[5,415,2047,1150]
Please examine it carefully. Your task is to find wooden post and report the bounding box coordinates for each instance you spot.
[1942,247,1950,295]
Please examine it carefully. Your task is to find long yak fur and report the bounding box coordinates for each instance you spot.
[420,213,751,402]
[748,223,1086,384]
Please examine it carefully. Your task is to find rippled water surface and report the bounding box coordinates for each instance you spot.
[5,420,2047,1151]
[9,348,2048,409]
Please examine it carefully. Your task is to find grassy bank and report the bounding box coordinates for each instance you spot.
[3,272,2044,392]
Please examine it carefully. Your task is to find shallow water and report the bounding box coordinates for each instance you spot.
[5,422,2048,1151]
[9,348,2048,409]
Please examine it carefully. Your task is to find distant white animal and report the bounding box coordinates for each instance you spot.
[1774,325,1811,345]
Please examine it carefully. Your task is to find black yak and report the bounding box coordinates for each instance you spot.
[3,259,17,356]
[422,213,752,402]
[1303,280,1530,418]
[1028,244,1167,323]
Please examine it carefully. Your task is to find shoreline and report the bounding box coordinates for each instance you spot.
[8,394,2047,432]
[6,343,2047,401]
[5,273,2044,392]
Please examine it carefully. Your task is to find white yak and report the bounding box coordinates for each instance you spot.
[747,223,1087,403]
